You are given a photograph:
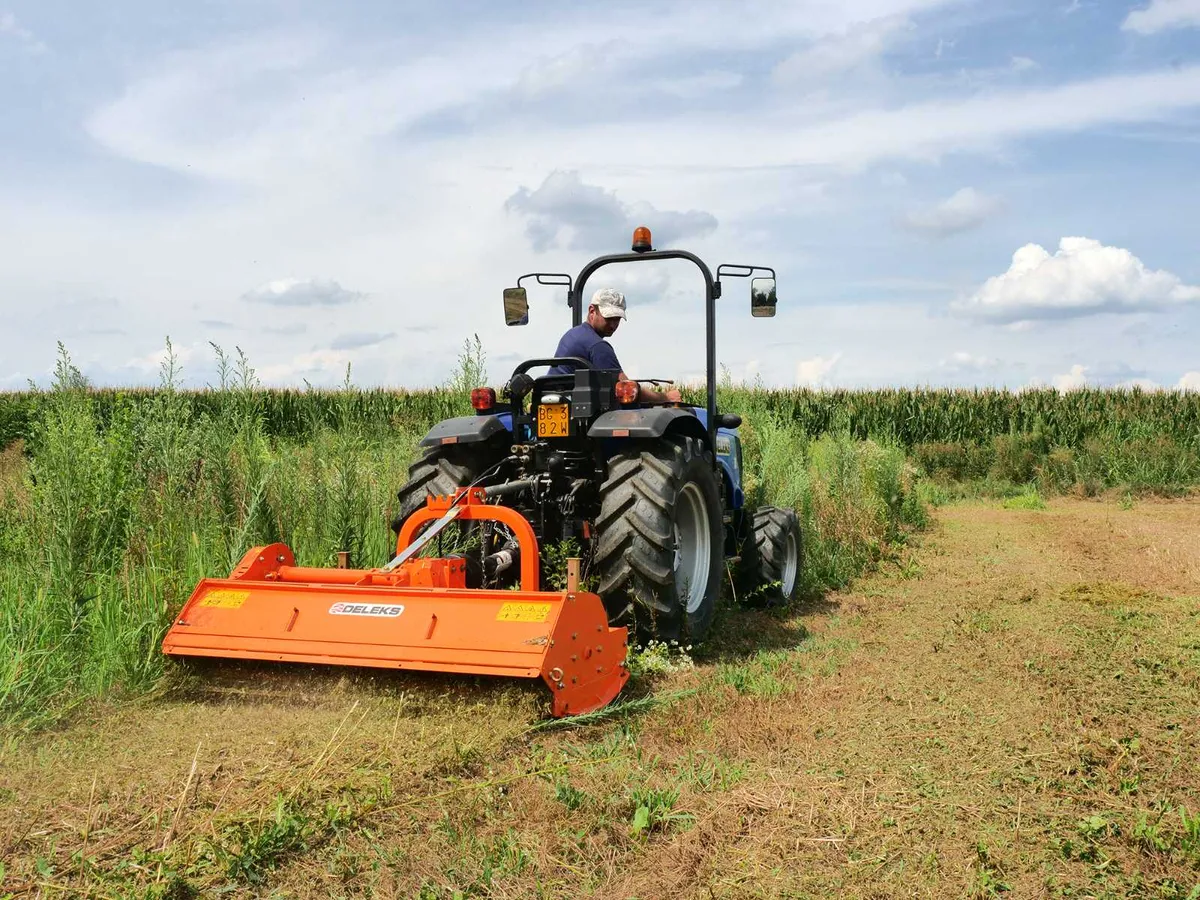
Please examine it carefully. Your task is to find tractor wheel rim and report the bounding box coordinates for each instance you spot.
[782,529,799,597]
[674,482,711,615]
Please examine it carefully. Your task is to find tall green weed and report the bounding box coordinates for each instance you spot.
[732,386,925,596]
[0,346,421,731]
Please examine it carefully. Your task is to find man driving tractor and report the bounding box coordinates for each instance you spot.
[549,287,683,404]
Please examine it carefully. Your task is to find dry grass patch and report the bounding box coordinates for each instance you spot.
[0,439,28,503]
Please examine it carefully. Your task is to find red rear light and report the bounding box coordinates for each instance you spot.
[615,380,638,404]
[471,387,496,411]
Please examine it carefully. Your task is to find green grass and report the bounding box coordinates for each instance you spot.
[1001,486,1047,510]
[0,347,424,732]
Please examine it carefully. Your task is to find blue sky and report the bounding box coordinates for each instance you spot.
[2,0,1199,390]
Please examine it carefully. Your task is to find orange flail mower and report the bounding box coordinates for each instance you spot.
[162,489,630,717]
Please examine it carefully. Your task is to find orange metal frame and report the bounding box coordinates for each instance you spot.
[161,487,629,717]
[395,488,541,590]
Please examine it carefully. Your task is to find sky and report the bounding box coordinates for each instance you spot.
[2,0,1199,392]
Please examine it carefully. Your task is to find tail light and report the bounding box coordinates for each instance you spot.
[471,387,496,411]
[615,380,639,404]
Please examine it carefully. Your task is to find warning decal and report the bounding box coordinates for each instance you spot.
[200,589,250,609]
[496,602,552,623]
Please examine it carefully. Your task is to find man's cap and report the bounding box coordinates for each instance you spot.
[591,287,627,320]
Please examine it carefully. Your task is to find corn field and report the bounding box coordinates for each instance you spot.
[4,385,1198,452]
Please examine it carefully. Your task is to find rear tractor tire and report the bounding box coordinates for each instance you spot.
[594,436,724,644]
[390,438,508,548]
[737,506,802,607]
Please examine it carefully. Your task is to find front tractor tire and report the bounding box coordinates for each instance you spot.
[595,436,724,644]
[737,506,802,607]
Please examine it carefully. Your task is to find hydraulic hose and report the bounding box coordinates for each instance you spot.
[483,477,541,499]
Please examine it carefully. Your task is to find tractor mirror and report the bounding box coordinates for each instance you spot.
[503,287,529,326]
[750,278,777,317]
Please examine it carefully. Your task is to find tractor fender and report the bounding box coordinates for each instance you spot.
[419,415,510,448]
[588,408,710,446]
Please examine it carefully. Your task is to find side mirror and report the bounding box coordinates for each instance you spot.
[503,287,529,326]
[750,278,777,318]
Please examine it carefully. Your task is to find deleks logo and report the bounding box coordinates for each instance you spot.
[328,603,405,617]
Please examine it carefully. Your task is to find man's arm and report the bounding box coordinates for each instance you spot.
[618,373,682,404]
[593,340,681,404]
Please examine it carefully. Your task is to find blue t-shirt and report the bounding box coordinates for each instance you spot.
[549,324,622,375]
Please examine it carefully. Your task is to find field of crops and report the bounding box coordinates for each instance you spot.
[5,381,1200,451]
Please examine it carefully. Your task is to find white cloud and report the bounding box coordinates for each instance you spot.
[0,11,45,52]
[1179,371,1200,391]
[504,171,717,253]
[1011,56,1039,72]
[1034,367,1167,392]
[1053,364,1090,391]
[82,4,957,186]
[796,353,842,387]
[599,265,674,311]
[772,15,910,84]
[242,278,365,307]
[955,237,1200,323]
[1123,0,1200,34]
[79,9,1200,188]
[900,187,1002,237]
[512,42,620,99]
[123,341,198,374]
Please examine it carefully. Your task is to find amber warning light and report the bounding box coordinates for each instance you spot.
[615,380,639,404]
[631,226,652,253]
[471,387,496,411]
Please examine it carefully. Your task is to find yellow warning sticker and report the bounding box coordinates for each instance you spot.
[496,602,552,623]
[200,589,250,609]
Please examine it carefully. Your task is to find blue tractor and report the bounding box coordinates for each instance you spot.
[392,227,801,643]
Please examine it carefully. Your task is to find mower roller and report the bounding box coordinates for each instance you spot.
[162,488,630,717]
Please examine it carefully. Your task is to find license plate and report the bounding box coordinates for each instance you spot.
[537,403,570,438]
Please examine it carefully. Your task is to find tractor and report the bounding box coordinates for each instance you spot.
[162,226,802,717]
[391,226,802,643]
